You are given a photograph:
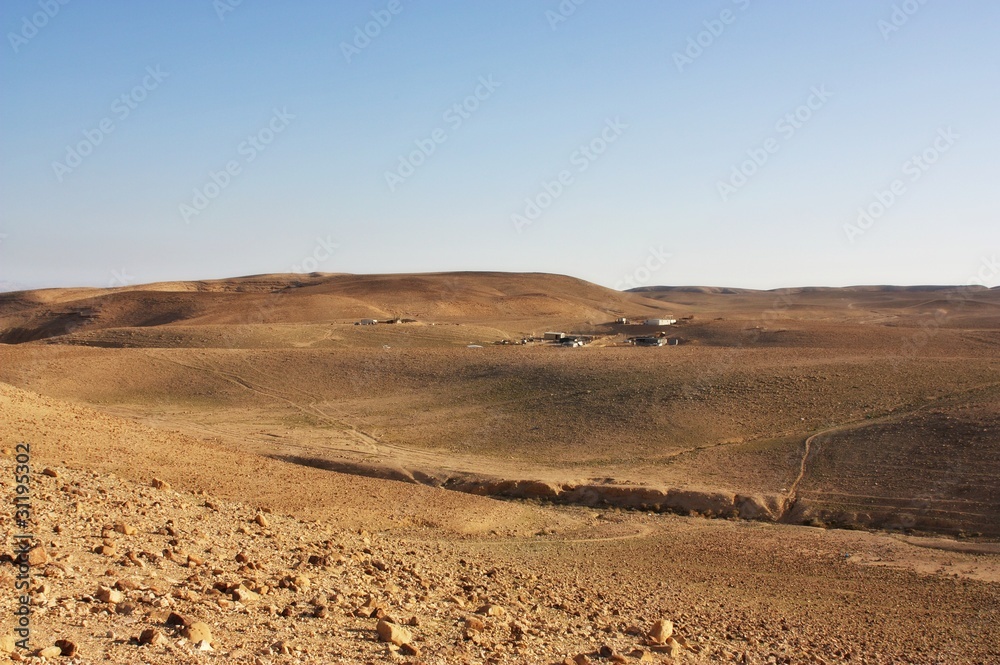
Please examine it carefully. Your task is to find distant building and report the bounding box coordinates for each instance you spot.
[543,331,566,340]
[615,317,629,324]
[633,336,667,346]
[360,319,378,325]
[644,318,676,326]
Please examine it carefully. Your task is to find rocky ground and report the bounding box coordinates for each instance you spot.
[0,464,720,664]
[3,460,999,664]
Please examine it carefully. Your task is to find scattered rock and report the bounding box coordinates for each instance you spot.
[184,621,213,645]
[26,547,48,567]
[138,628,169,646]
[54,639,77,657]
[151,478,171,490]
[477,604,506,617]
[0,636,17,653]
[115,602,137,615]
[166,612,191,627]
[42,468,60,478]
[647,619,673,645]
[376,619,412,647]
[95,586,124,604]
[254,513,269,528]
[232,585,260,603]
[114,523,137,536]
[38,646,62,658]
[271,640,292,655]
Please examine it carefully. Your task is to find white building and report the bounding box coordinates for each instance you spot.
[644,318,676,326]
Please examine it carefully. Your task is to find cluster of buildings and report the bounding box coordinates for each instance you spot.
[356,314,681,349]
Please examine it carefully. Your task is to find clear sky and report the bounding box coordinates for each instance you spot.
[1,0,998,291]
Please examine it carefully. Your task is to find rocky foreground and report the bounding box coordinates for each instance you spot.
[2,460,999,664]
[0,463,745,664]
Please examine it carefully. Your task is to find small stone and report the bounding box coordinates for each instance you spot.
[55,639,77,657]
[115,602,137,615]
[1,636,17,653]
[138,628,169,646]
[38,646,62,658]
[184,622,212,645]
[166,611,191,627]
[27,547,48,567]
[399,643,421,657]
[151,478,171,490]
[95,544,118,557]
[464,617,486,632]
[664,637,682,658]
[42,468,60,478]
[195,640,213,651]
[114,523,137,536]
[95,586,124,604]
[254,514,269,528]
[375,619,412,647]
[599,645,615,658]
[477,604,505,617]
[115,579,140,591]
[648,619,673,645]
[232,586,259,603]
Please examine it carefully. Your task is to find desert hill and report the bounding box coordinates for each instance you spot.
[0,272,680,344]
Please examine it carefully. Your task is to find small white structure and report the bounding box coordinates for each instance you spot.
[644,318,676,326]
[543,331,566,340]
[360,319,378,325]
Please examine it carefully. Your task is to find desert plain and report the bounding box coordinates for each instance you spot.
[1,271,999,664]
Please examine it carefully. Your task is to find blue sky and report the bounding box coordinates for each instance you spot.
[1,0,998,291]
